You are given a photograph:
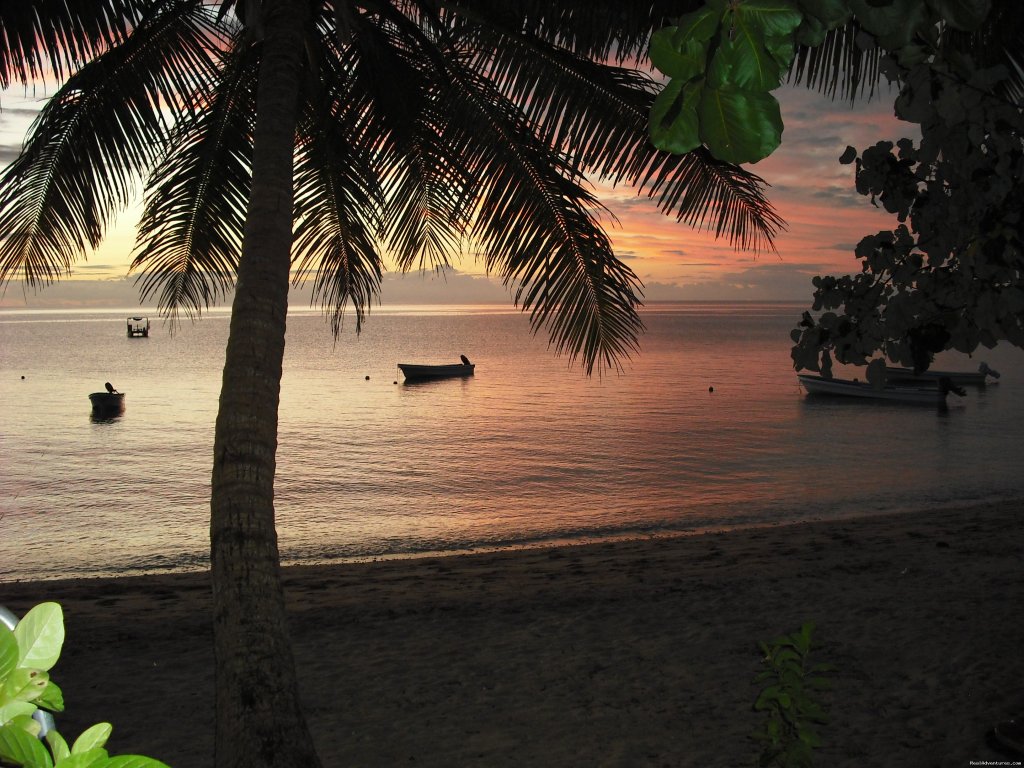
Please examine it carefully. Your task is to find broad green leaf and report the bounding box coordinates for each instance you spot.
[2,668,50,702]
[36,680,64,713]
[0,700,37,726]
[649,28,708,82]
[105,756,173,768]
[708,35,784,91]
[764,34,796,71]
[71,724,112,755]
[54,747,109,767]
[795,14,827,46]
[849,0,929,51]
[649,79,703,155]
[799,0,854,28]
[46,728,71,764]
[0,722,54,768]
[773,648,801,665]
[6,714,41,738]
[675,2,727,43]
[925,0,991,30]
[699,87,782,164]
[14,604,64,672]
[734,0,804,37]
[0,629,18,683]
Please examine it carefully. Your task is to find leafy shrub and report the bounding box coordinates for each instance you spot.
[0,602,169,768]
[752,622,833,768]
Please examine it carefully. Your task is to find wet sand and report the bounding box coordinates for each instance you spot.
[3,501,1023,767]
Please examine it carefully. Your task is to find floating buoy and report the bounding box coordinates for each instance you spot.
[365,375,370,380]
[708,386,714,393]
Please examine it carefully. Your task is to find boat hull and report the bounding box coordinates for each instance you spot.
[89,392,125,412]
[398,363,475,380]
[798,374,945,404]
[884,367,990,387]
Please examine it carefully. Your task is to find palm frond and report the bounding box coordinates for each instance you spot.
[939,1,1024,100]
[0,0,223,288]
[439,0,692,63]
[130,35,256,322]
[790,2,1024,102]
[789,21,885,101]
[439,62,643,373]
[464,27,783,251]
[0,0,149,88]
[292,44,387,334]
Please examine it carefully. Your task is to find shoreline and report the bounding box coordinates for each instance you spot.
[8,494,1022,585]
[2,500,1023,766]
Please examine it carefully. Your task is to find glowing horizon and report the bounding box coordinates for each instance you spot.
[1,80,915,310]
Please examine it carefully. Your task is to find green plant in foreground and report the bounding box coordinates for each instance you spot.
[752,622,833,768]
[0,602,169,768]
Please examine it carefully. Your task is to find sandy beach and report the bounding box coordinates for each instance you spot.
[2,501,1023,767]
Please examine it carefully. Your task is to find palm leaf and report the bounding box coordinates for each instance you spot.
[0,0,148,87]
[130,32,255,322]
[292,45,387,334]
[465,26,783,250]
[789,21,885,101]
[790,3,1024,102]
[440,0,691,63]
[0,0,222,288]
[438,62,643,373]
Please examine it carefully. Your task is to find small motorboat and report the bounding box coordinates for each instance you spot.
[398,355,475,381]
[127,316,150,337]
[89,382,125,413]
[797,373,960,405]
[884,361,1000,387]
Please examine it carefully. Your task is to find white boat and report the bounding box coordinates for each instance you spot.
[884,362,999,387]
[398,356,475,381]
[127,316,150,337]
[797,374,953,405]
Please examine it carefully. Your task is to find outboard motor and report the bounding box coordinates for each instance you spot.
[460,354,471,366]
[979,362,1001,380]
[939,376,966,398]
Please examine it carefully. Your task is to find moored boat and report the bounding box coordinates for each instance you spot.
[399,355,475,381]
[89,382,125,413]
[797,374,954,405]
[884,361,1000,387]
[127,316,150,337]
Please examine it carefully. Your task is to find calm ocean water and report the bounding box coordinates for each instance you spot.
[2,302,1023,582]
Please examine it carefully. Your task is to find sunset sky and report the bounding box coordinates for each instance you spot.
[0,77,911,310]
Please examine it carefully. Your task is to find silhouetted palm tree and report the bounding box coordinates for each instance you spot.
[0,2,783,765]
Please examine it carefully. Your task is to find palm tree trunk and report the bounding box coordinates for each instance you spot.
[209,0,321,766]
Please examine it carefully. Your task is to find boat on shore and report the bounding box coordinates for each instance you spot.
[797,373,958,405]
[883,362,999,387]
[399,355,475,381]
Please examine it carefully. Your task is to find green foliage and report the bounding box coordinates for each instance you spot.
[649,0,994,164]
[752,622,834,768]
[791,33,1023,373]
[0,604,169,768]
[649,0,804,164]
